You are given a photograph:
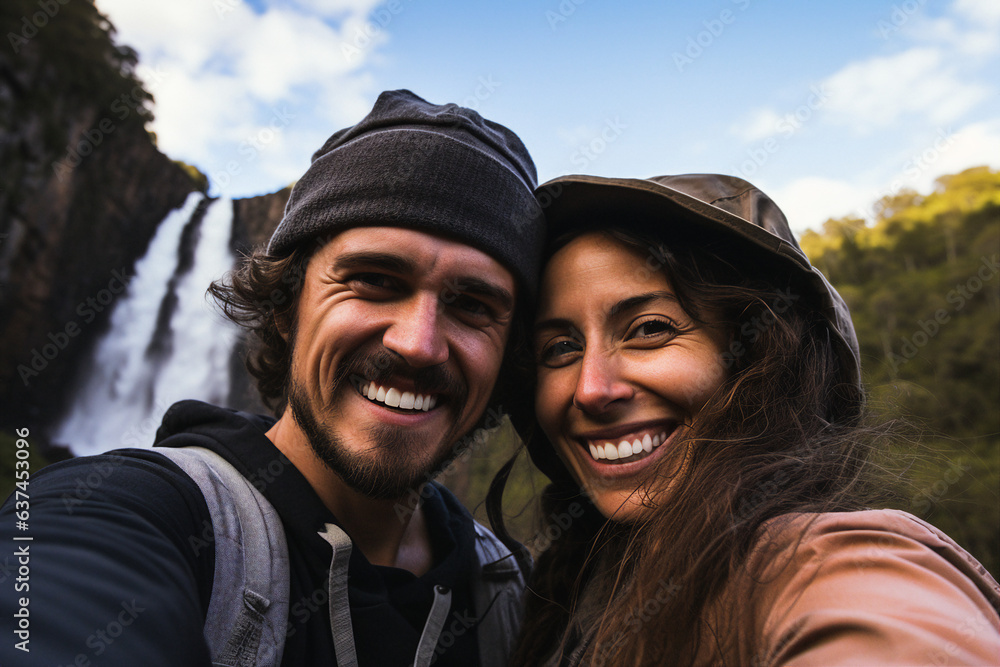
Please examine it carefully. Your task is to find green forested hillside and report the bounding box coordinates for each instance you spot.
[802,166,1000,575]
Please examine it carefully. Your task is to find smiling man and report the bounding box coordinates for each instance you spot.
[0,90,543,667]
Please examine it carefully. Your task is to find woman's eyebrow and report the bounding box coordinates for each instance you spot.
[607,291,679,319]
[533,316,573,335]
[534,291,679,335]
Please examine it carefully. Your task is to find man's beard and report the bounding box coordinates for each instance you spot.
[288,347,468,501]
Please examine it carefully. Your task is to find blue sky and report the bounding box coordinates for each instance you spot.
[95,0,999,231]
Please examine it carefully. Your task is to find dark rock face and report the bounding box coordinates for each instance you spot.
[226,188,293,418]
[0,119,197,432]
[0,2,300,436]
[232,186,292,254]
[0,0,201,436]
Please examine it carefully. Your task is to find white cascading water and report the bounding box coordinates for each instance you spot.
[55,193,241,456]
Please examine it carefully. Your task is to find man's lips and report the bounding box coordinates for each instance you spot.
[357,380,439,412]
[577,422,680,464]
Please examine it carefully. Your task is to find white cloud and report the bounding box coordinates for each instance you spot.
[732,0,995,143]
[773,119,1000,232]
[555,123,598,148]
[292,0,385,17]
[770,177,871,234]
[95,0,387,196]
[822,48,988,131]
[919,120,1000,186]
[731,108,783,143]
[953,0,1000,28]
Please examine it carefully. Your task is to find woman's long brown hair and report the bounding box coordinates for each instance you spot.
[491,229,897,666]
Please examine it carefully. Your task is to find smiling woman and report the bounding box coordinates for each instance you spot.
[492,173,1000,667]
[534,232,728,521]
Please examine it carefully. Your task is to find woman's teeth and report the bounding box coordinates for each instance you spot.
[360,382,437,411]
[587,431,667,462]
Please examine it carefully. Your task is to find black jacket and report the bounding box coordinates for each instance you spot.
[0,400,481,666]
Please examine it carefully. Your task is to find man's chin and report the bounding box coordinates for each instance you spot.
[288,380,480,501]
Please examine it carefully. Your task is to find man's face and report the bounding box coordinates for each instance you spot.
[285,227,516,500]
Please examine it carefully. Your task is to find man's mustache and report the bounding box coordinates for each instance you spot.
[338,347,466,401]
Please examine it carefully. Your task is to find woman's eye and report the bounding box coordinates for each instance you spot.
[539,339,583,365]
[631,318,676,339]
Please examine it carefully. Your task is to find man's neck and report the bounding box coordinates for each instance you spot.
[265,416,434,575]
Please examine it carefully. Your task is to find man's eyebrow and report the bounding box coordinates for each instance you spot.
[453,277,515,312]
[332,251,416,274]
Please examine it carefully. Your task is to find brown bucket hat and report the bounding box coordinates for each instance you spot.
[530,173,862,483]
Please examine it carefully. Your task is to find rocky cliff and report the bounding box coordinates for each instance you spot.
[226,188,293,417]
[0,1,199,435]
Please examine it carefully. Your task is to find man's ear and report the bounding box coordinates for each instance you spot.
[274,308,292,342]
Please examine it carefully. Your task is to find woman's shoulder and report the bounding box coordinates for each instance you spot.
[756,509,996,589]
[729,509,1000,666]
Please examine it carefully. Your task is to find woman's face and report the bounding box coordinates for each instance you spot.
[534,232,728,521]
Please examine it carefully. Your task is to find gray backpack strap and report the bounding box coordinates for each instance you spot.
[317,522,359,667]
[413,584,452,667]
[471,522,528,667]
[156,446,290,667]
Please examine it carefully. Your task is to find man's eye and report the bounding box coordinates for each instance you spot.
[539,339,583,366]
[453,295,488,316]
[349,273,392,290]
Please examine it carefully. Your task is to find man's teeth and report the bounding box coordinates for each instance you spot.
[587,431,667,462]
[360,382,437,411]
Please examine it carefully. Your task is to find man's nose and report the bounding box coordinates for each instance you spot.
[382,294,449,368]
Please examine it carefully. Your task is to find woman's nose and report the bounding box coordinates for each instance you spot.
[572,350,633,414]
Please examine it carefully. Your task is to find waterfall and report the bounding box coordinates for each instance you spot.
[55,193,242,456]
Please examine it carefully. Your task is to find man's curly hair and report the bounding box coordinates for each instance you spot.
[208,245,314,413]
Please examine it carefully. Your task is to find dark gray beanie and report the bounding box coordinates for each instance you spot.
[267,89,545,301]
